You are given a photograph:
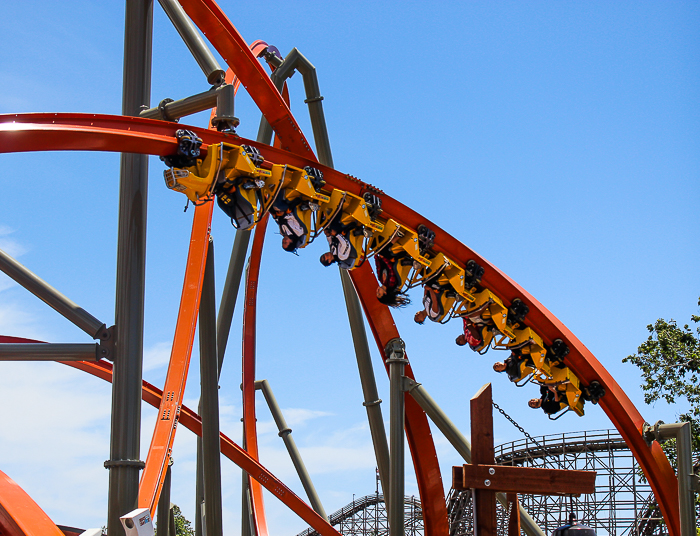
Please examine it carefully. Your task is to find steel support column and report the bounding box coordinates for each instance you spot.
[645,421,697,536]
[279,45,392,512]
[386,338,407,536]
[255,380,327,520]
[108,0,153,534]
[0,343,103,362]
[0,248,108,340]
[340,271,391,505]
[199,238,223,536]
[157,0,224,85]
[157,462,172,536]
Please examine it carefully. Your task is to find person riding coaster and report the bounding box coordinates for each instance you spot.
[531,364,587,418]
[529,385,569,416]
[375,250,412,308]
[319,219,363,270]
[318,191,387,270]
[493,349,535,384]
[455,316,484,350]
[414,283,459,324]
[270,190,315,253]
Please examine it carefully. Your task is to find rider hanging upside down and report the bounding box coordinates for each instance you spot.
[493,350,534,382]
[528,385,567,415]
[270,192,310,253]
[215,177,263,231]
[375,251,411,308]
[455,316,484,350]
[414,283,454,324]
[319,220,361,270]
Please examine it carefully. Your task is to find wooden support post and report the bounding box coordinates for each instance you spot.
[457,383,596,535]
[471,383,496,535]
[507,493,520,536]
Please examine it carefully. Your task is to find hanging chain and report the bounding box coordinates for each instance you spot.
[492,400,545,451]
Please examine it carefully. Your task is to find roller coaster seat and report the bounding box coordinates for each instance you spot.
[462,289,513,337]
[538,366,585,417]
[421,253,476,304]
[506,327,547,370]
[369,220,431,270]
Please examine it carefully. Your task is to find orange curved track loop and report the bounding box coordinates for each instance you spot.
[241,84,290,536]
[165,5,680,532]
[176,0,315,160]
[242,215,271,536]
[0,115,680,535]
[0,469,64,536]
[140,41,271,516]
[0,337,341,536]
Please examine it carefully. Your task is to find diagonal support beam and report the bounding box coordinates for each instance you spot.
[0,248,109,340]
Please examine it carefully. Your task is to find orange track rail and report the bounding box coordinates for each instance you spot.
[0,469,64,536]
[0,115,680,536]
[137,190,213,513]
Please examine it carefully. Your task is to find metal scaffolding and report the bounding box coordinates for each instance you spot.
[297,430,667,536]
[297,493,424,536]
[449,429,666,536]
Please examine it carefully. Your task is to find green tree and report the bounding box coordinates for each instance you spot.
[623,297,700,452]
[154,504,194,536]
[623,298,700,520]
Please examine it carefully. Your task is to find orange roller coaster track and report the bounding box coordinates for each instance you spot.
[0,113,680,536]
[0,1,681,535]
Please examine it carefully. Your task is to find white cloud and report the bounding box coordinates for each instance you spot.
[143,341,173,372]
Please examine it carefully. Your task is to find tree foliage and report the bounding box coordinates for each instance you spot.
[624,298,700,466]
[154,504,194,536]
[624,298,700,424]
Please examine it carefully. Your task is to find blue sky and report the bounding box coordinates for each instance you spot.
[1,0,698,533]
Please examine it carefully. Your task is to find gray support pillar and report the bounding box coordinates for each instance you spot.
[157,462,172,536]
[0,343,103,362]
[385,338,407,536]
[107,0,153,534]
[339,271,391,504]
[274,47,392,508]
[255,380,327,520]
[195,434,204,536]
[241,433,253,536]
[404,378,545,536]
[0,248,109,340]
[199,238,223,536]
[259,48,334,168]
[216,230,251,370]
[645,421,697,536]
[157,0,224,86]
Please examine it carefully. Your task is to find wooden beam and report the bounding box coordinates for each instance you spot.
[470,384,496,535]
[507,493,520,536]
[456,464,597,496]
